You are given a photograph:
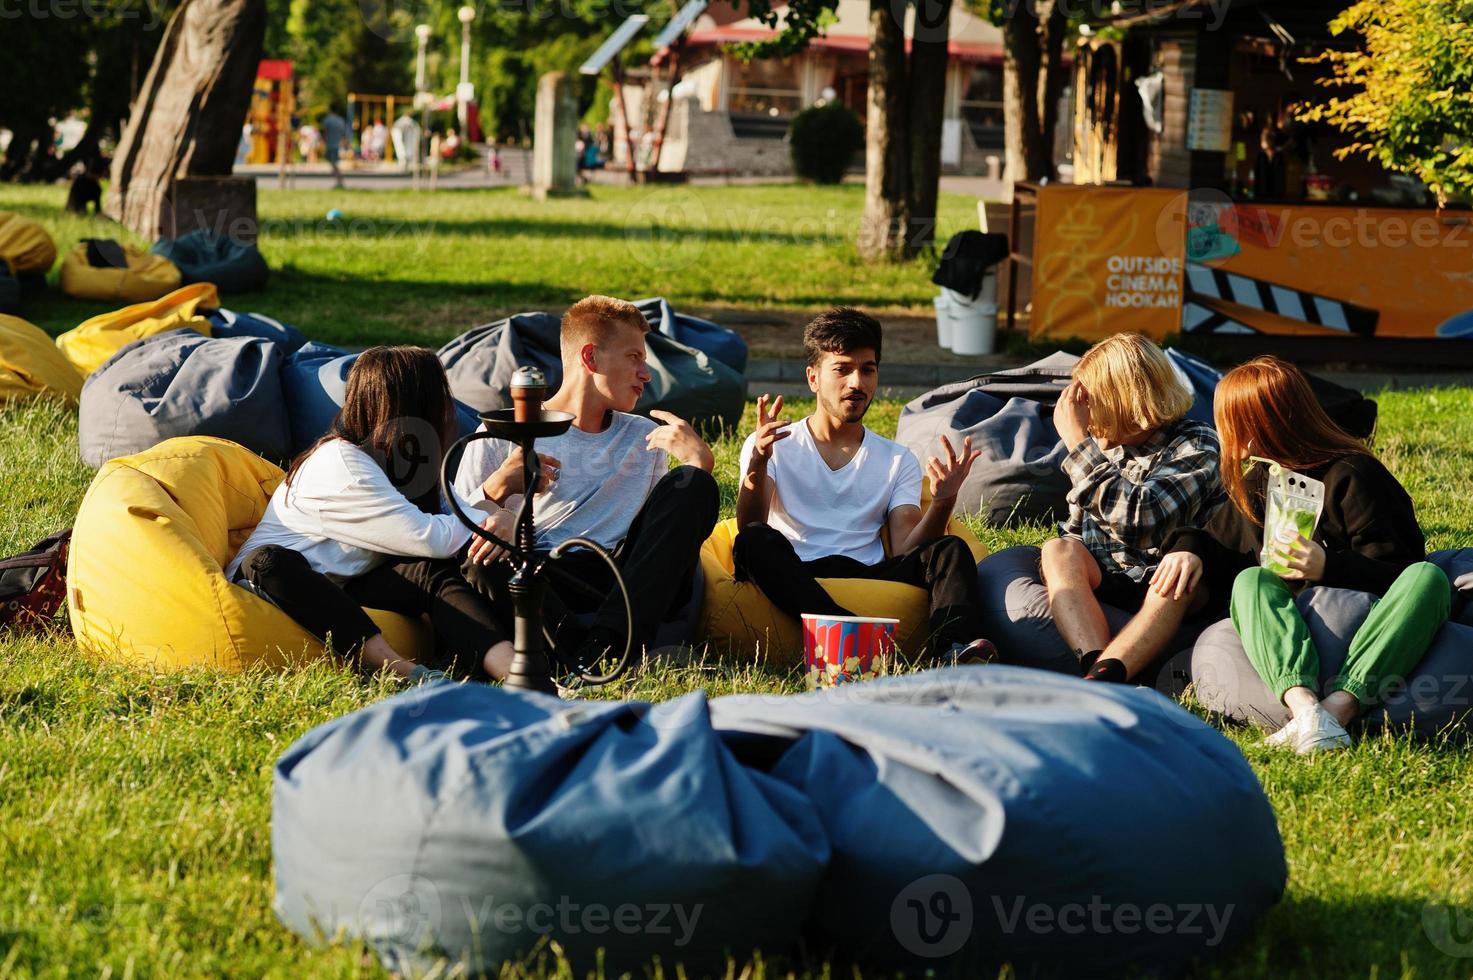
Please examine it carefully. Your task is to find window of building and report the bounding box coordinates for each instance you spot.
[960,64,1005,147]
[726,55,803,118]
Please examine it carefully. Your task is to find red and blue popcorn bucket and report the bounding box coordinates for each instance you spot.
[800,614,899,688]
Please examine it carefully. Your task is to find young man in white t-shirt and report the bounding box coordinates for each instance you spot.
[734,307,996,663]
[455,295,719,667]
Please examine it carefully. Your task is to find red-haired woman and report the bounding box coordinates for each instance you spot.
[1155,356,1448,754]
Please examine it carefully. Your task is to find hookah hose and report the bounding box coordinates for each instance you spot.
[439,431,635,685]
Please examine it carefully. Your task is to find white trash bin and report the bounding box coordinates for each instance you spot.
[932,292,954,350]
[942,286,997,355]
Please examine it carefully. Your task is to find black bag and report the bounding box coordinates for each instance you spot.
[0,529,72,631]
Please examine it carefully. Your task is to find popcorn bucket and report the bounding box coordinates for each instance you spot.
[801,614,899,688]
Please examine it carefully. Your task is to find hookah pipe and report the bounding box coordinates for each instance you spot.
[439,366,635,695]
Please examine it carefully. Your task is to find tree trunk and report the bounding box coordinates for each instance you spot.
[1036,0,1067,179]
[906,0,951,255]
[1002,2,1051,185]
[859,0,912,261]
[106,0,266,238]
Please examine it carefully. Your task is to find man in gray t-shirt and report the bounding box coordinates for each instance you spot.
[455,296,718,664]
[455,412,667,552]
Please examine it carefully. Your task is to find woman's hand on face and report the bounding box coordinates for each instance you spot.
[1275,533,1326,582]
[1150,551,1203,601]
[467,508,516,565]
[1053,380,1092,450]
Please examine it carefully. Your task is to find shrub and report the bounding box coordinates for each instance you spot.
[789,103,864,184]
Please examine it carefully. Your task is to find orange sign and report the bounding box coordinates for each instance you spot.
[1029,184,1473,342]
[1183,200,1473,339]
[1031,185,1186,342]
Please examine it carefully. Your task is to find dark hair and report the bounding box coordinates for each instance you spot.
[286,346,458,514]
[803,307,882,367]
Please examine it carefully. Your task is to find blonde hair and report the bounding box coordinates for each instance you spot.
[1073,333,1192,440]
[561,295,648,355]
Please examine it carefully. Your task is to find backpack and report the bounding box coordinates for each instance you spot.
[0,529,72,631]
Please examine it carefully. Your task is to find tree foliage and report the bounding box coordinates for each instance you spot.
[0,0,176,180]
[1303,0,1473,206]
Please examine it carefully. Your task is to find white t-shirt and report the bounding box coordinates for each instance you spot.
[225,439,480,584]
[739,418,923,565]
[453,412,668,551]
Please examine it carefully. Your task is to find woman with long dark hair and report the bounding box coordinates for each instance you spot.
[1156,356,1448,753]
[226,346,530,681]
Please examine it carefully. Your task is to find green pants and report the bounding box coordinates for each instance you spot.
[1229,562,1450,705]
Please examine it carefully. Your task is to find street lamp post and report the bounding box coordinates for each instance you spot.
[413,23,432,186]
[456,5,476,136]
[414,23,431,96]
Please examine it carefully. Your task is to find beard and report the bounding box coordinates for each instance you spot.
[826,390,870,423]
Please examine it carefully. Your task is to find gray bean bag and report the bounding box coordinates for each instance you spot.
[78,329,290,468]
[439,310,745,434]
[274,669,1285,978]
[1189,549,1473,738]
[282,341,480,456]
[896,353,1078,526]
[976,545,1210,690]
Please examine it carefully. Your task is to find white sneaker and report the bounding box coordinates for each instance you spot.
[1293,704,1352,755]
[1264,714,1301,748]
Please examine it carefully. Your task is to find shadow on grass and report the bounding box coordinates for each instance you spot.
[1206,891,1473,978]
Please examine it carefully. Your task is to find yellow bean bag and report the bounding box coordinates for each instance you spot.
[0,314,83,405]
[55,282,217,376]
[698,510,989,664]
[68,436,431,672]
[0,211,57,276]
[59,240,182,305]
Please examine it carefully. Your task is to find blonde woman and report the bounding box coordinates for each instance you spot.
[1040,333,1223,682]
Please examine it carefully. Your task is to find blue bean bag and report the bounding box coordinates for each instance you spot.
[205,308,306,354]
[1189,549,1473,739]
[634,297,748,374]
[77,329,291,467]
[273,669,1285,977]
[282,341,479,456]
[273,681,830,976]
[151,231,269,294]
[0,268,18,314]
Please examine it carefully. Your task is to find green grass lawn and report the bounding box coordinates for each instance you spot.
[3,387,1473,978]
[2,181,1473,977]
[1,182,979,350]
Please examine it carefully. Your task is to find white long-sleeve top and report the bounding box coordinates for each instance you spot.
[225,438,481,583]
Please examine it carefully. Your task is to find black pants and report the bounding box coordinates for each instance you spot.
[240,545,507,678]
[732,523,985,654]
[463,466,719,652]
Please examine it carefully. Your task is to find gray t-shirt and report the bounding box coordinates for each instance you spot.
[453,412,668,551]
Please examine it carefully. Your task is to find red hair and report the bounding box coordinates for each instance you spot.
[1214,356,1370,524]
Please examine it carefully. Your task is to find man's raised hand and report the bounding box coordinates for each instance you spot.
[748,393,793,469]
[646,410,716,471]
[926,433,982,500]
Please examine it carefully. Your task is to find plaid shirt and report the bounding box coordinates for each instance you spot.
[1059,418,1223,581]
